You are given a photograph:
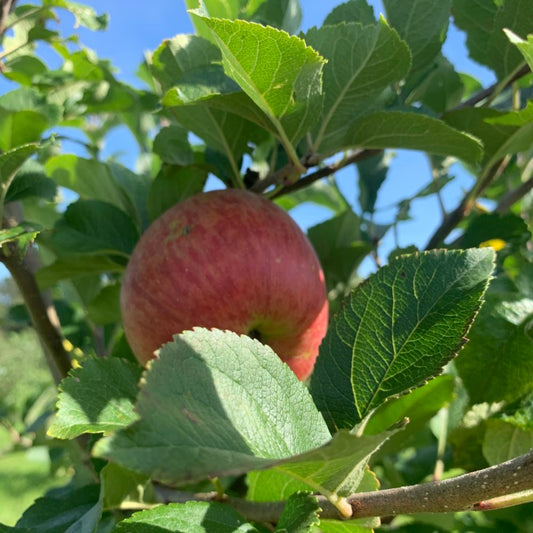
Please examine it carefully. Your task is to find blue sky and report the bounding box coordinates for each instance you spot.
[2,1,496,278]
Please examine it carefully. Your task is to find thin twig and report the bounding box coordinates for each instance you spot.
[271,149,381,199]
[450,63,531,112]
[425,157,510,250]
[0,0,16,37]
[495,169,533,213]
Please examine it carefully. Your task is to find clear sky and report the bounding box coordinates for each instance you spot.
[2,1,496,278]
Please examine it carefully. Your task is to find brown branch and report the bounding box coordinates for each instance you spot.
[0,0,16,37]
[155,449,533,523]
[450,63,531,112]
[425,157,510,250]
[495,173,533,213]
[1,203,71,383]
[271,149,382,199]
[1,246,71,382]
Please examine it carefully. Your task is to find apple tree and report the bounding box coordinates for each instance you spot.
[0,0,532,531]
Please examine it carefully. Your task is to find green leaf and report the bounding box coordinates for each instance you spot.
[270,427,400,502]
[310,248,495,430]
[45,155,141,226]
[0,110,48,152]
[443,107,516,165]
[48,358,142,439]
[306,20,411,154]
[94,329,331,485]
[86,283,122,325]
[43,0,108,31]
[452,0,532,79]
[505,29,533,72]
[0,144,39,192]
[100,463,154,511]
[152,125,194,165]
[150,34,224,94]
[383,0,451,90]
[0,143,39,221]
[482,418,533,466]
[456,212,530,250]
[307,210,374,290]
[357,152,392,214]
[408,55,465,113]
[275,492,320,533]
[275,178,350,214]
[3,55,48,86]
[0,224,40,249]
[147,165,207,221]
[364,375,455,435]
[5,158,56,203]
[346,111,483,164]
[112,501,258,532]
[49,200,139,257]
[192,14,325,152]
[247,465,377,507]
[324,0,375,26]
[485,100,533,126]
[313,520,373,532]
[36,255,124,289]
[16,485,102,533]
[364,375,455,458]
[455,273,533,405]
[250,0,302,34]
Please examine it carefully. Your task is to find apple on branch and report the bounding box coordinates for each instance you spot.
[121,189,329,380]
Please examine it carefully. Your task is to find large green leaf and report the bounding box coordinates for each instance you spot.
[112,501,258,532]
[36,255,124,289]
[265,427,400,505]
[5,158,56,203]
[482,418,533,466]
[0,110,48,152]
[455,273,533,405]
[147,164,208,221]
[345,111,483,164]
[48,358,142,439]
[310,248,494,430]
[48,200,139,257]
[45,155,142,226]
[452,0,532,79]
[94,329,331,485]
[306,20,411,154]
[15,485,102,533]
[383,0,451,91]
[192,13,325,152]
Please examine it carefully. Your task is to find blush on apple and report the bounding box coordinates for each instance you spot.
[121,189,329,380]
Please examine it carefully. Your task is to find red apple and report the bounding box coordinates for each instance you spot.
[121,189,329,380]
